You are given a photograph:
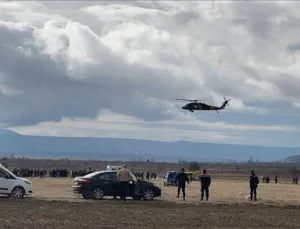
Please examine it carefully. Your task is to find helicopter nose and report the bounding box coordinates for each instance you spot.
[182,106,186,109]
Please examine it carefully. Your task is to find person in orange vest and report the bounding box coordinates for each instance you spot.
[199,169,211,201]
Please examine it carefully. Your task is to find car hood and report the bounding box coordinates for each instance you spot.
[19,177,32,184]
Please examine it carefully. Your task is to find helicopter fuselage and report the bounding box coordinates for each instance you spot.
[182,102,221,112]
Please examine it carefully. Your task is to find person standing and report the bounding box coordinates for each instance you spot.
[117,164,133,201]
[199,169,211,201]
[175,168,189,201]
[249,170,259,201]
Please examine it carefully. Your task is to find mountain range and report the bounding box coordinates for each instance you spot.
[0,129,298,162]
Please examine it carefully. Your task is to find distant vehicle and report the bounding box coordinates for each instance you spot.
[72,170,161,200]
[163,171,178,186]
[106,165,122,171]
[185,171,200,181]
[0,164,32,198]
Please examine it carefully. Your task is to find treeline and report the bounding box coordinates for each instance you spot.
[1,157,300,177]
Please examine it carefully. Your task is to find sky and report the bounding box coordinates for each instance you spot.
[0,1,300,147]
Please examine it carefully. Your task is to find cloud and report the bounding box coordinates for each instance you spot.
[293,102,300,109]
[9,111,246,143]
[10,110,300,147]
[1,1,300,146]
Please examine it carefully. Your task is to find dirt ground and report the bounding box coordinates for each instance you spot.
[1,178,300,229]
[30,177,300,205]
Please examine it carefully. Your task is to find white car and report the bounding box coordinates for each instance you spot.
[0,164,32,198]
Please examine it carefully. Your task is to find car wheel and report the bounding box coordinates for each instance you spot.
[143,189,154,201]
[92,187,104,200]
[11,187,25,199]
[82,194,92,199]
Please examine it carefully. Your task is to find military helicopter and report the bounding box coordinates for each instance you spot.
[176,97,231,113]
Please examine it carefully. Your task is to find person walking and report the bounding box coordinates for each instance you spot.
[175,168,189,201]
[199,169,211,201]
[249,170,259,201]
[117,164,133,201]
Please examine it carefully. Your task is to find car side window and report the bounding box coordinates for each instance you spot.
[0,169,6,178]
[0,169,11,179]
[95,173,108,180]
[107,173,117,180]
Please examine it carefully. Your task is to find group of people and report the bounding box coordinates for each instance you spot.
[262,175,298,184]
[10,167,157,181]
[174,169,260,202]
[12,168,94,178]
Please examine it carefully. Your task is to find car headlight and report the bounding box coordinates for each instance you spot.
[153,183,160,187]
[24,180,32,185]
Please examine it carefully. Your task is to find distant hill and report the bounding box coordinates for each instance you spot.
[282,155,300,163]
[0,129,299,162]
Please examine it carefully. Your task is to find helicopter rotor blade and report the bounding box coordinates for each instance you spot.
[175,97,212,102]
[176,99,198,102]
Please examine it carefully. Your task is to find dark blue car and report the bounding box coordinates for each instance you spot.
[163,171,178,186]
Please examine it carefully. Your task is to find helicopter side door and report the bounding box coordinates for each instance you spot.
[192,103,201,110]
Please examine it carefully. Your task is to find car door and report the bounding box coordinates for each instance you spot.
[106,172,120,196]
[94,172,119,197]
[133,179,141,196]
[0,168,15,194]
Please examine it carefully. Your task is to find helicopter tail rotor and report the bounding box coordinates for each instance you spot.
[223,97,231,106]
[220,97,231,109]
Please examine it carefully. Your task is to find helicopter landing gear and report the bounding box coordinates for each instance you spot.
[189,110,194,112]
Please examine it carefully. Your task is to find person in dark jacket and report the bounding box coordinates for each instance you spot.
[249,170,259,201]
[199,169,211,201]
[175,168,189,201]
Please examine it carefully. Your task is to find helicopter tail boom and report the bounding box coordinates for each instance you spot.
[219,97,231,109]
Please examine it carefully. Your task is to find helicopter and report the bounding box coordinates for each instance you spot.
[176,97,231,113]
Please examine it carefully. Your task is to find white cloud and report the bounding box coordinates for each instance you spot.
[9,113,245,143]
[9,110,300,146]
[1,1,300,145]
[293,102,300,109]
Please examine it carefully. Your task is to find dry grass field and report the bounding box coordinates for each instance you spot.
[30,177,300,205]
[1,177,300,229]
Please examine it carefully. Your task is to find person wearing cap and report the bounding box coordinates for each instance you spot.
[175,168,190,201]
[117,164,133,201]
[199,169,211,201]
[249,170,259,201]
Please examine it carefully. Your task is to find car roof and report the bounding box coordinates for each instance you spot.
[83,170,117,177]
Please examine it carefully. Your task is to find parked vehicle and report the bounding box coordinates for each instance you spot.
[185,171,200,181]
[163,171,178,186]
[0,164,32,198]
[72,170,161,200]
